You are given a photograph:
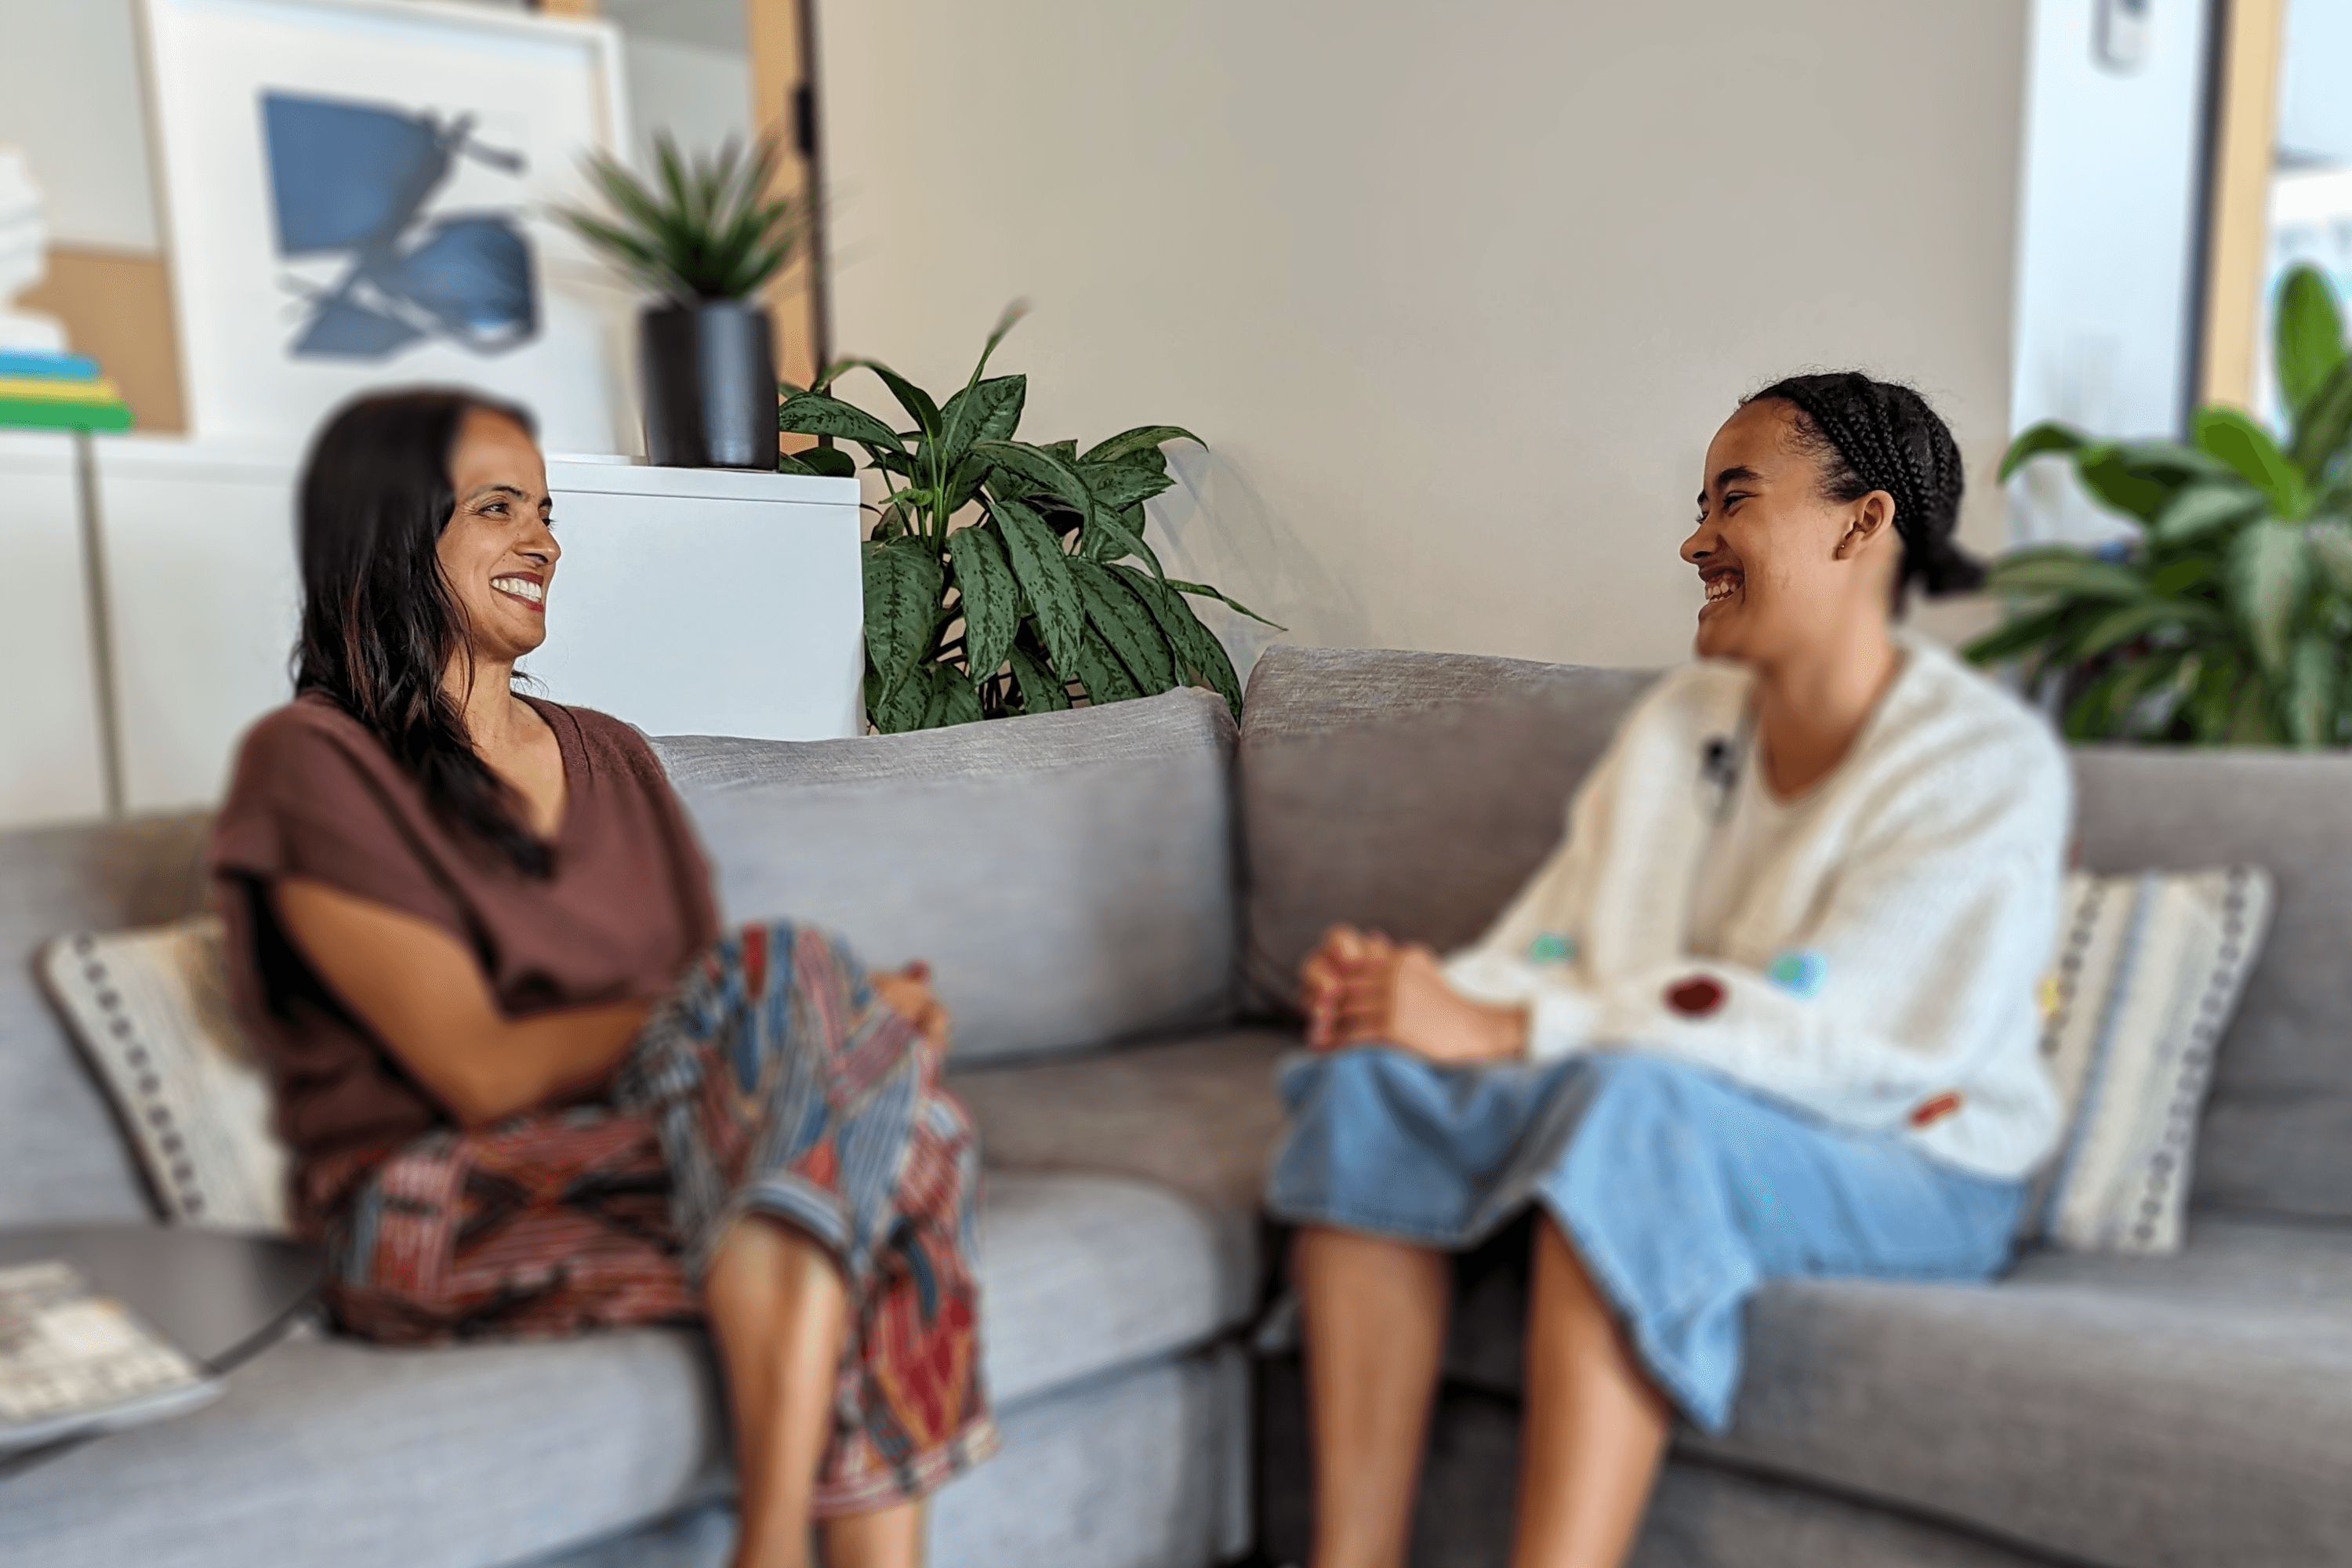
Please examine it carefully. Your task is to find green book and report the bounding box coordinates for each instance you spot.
[0,398,135,433]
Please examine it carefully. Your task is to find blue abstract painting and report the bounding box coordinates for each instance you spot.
[261,92,537,360]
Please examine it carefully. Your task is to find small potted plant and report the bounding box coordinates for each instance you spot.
[557,133,804,470]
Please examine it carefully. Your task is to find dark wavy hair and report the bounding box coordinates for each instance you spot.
[1744,372,1986,612]
[291,387,551,876]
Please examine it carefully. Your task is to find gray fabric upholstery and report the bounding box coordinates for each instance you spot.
[950,1028,1293,1325]
[1432,1214,2352,1568]
[0,1323,730,1568]
[0,811,212,1225]
[978,1173,1237,1408]
[931,1345,1250,1568]
[2073,746,2352,1221]
[653,689,1239,1065]
[1700,1215,2352,1568]
[1236,645,1652,1011]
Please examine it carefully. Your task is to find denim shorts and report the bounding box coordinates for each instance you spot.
[1265,1047,2024,1432]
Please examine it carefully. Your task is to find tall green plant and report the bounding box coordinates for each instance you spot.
[1976,262,2352,746]
[779,307,1273,732]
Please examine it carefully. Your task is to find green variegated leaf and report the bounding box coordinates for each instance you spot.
[975,440,1096,529]
[2283,633,2339,747]
[780,392,906,454]
[1070,558,1177,692]
[1083,505,1165,577]
[1006,642,1070,713]
[2147,554,2219,596]
[2198,408,2310,519]
[834,358,940,441]
[1962,603,2074,668]
[2151,483,2264,545]
[1999,422,2091,482]
[2071,596,2224,659]
[1081,425,1205,466]
[927,662,985,728]
[2307,519,2352,596]
[2277,263,2347,421]
[1072,623,1142,706]
[947,524,1022,683]
[869,655,931,734]
[1170,579,1282,628]
[2232,673,2282,744]
[2072,446,2180,524]
[782,443,858,478]
[862,538,943,699]
[938,375,1026,463]
[991,496,1087,672]
[2227,519,2310,671]
[1984,550,2147,602]
[1112,563,1243,717]
[2292,358,2352,477]
[1081,459,1177,514]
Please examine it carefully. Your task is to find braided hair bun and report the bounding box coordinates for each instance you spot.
[1744,372,1984,608]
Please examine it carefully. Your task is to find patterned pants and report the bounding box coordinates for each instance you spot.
[310,922,998,1517]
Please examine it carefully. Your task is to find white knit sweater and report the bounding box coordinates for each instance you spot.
[1443,631,2070,1180]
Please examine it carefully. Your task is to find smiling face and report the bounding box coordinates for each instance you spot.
[1679,399,1899,666]
[437,407,556,666]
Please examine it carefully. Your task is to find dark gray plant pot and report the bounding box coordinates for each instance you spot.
[639,299,779,470]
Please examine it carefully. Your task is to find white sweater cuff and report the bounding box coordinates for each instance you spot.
[1443,951,1597,1062]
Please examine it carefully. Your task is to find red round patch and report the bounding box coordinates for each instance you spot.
[1909,1091,1965,1129]
[1666,976,1726,1017]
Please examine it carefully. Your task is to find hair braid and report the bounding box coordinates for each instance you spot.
[1740,372,1981,611]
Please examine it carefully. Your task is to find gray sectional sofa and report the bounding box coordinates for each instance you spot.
[4,644,2350,1568]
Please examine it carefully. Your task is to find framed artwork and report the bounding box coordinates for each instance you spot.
[139,0,637,454]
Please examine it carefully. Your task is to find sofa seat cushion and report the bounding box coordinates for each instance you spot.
[950,1028,1294,1328]
[0,1323,728,1568]
[1685,1215,2352,1568]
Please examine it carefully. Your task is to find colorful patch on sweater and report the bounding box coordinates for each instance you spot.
[1526,931,1576,967]
[1766,949,1828,1000]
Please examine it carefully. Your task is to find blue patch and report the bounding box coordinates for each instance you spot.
[1767,949,1828,999]
[1527,931,1576,967]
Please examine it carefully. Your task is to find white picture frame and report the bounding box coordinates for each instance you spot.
[138,0,638,455]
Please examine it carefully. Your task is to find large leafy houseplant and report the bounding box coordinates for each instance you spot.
[778,309,1272,732]
[1976,262,2352,746]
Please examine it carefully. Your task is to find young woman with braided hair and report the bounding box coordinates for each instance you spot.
[1271,373,2066,1567]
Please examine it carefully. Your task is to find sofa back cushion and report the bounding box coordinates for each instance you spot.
[2072,748,2352,1222]
[654,688,1239,1065]
[1236,646,1652,1011]
[0,812,212,1225]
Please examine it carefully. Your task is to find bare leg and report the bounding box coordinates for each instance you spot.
[705,1216,851,1568]
[1295,1226,1453,1568]
[1512,1218,1673,1568]
[820,1501,925,1568]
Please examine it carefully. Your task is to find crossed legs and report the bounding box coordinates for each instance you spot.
[1295,1218,1671,1568]
[702,1215,925,1568]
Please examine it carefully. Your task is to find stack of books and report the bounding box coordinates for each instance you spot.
[0,348,133,432]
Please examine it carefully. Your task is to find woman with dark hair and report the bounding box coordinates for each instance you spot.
[1272,373,2065,1567]
[211,390,993,1568]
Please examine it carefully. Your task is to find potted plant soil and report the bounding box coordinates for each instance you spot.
[558,134,804,470]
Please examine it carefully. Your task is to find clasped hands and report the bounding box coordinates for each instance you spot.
[873,961,953,1062]
[1299,924,1527,1065]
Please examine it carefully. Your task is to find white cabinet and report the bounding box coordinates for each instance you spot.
[0,437,865,832]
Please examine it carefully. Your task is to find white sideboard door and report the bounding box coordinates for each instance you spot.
[526,462,865,742]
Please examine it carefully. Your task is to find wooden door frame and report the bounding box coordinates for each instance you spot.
[2196,0,2288,412]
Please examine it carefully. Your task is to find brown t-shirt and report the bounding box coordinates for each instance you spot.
[210,694,720,1211]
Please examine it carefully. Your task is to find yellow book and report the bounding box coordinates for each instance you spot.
[0,376,123,404]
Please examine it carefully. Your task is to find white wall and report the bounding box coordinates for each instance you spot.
[2009,0,2212,546]
[818,0,2034,671]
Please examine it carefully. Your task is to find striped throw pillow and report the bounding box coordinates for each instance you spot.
[2027,867,2273,1254]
